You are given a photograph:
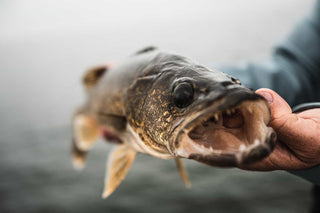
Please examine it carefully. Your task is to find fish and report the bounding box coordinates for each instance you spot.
[71,47,276,198]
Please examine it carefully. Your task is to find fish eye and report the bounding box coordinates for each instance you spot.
[173,82,194,108]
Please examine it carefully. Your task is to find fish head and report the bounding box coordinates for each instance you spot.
[125,53,276,166]
[168,68,276,167]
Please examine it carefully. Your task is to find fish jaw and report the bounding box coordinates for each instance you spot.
[125,124,174,159]
[170,89,277,167]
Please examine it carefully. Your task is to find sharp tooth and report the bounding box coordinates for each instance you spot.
[214,113,219,121]
[239,144,246,152]
[226,109,231,116]
[248,106,253,114]
[254,139,260,146]
[231,108,236,113]
[200,144,208,151]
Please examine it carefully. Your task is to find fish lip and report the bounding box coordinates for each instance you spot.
[240,131,276,165]
[188,130,276,167]
[169,87,275,165]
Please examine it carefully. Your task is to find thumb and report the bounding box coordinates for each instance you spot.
[255,89,301,150]
[255,88,292,122]
[255,89,320,165]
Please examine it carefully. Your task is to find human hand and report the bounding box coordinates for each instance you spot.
[242,88,320,171]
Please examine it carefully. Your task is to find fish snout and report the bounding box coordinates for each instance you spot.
[240,131,276,165]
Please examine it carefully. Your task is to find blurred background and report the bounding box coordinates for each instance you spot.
[0,0,315,212]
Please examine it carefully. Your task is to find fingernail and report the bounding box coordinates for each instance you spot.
[257,91,273,104]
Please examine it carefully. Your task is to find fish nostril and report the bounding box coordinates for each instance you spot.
[221,81,233,88]
[231,77,241,85]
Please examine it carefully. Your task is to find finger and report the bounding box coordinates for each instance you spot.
[255,88,292,120]
[256,89,297,138]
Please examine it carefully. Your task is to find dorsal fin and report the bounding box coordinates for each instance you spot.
[134,46,157,55]
[82,64,109,90]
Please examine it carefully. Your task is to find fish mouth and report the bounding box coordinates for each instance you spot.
[171,91,276,167]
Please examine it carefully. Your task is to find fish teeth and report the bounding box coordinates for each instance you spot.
[200,144,208,151]
[254,139,260,146]
[214,113,219,121]
[224,108,237,116]
[231,108,237,115]
[239,144,246,152]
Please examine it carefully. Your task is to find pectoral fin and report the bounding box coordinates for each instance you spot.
[72,113,99,169]
[102,144,137,198]
[175,158,191,188]
[71,137,87,170]
[74,114,99,151]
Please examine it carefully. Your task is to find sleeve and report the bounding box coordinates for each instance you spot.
[219,0,320,107]
[219,0,320,185]
[289,165,320,185]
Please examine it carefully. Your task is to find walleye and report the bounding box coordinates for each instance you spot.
[71,47,276,198]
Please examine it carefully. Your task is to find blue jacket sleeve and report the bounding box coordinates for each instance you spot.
[220,0,320,107]
[219,0,320,184]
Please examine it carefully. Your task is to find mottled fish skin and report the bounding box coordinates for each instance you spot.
[71,47,276,198]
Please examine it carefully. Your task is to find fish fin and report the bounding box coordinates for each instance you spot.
[82,64,109,90]
[72,113,99,169]
[71,137,87,170]
[102,144,137,198]
[134,46,158,55]
[175,158,191,188]
[74,114,99,151]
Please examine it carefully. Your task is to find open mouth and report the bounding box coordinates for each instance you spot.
[173,97,276,166]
